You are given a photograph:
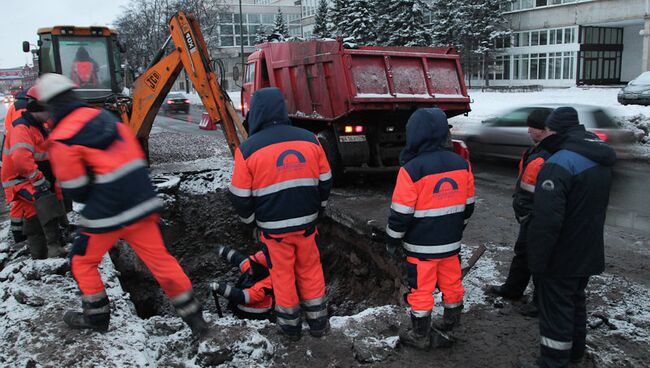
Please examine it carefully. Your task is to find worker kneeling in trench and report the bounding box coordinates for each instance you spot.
[211,245,275,321]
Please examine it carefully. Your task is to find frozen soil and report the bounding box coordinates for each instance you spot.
[0,129,649,367]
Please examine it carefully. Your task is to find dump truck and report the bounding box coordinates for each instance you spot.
[241,40,471,176]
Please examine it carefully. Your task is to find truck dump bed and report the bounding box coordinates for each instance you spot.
[256,40,471,120]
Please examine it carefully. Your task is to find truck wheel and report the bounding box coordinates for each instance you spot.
[317,130,346,186]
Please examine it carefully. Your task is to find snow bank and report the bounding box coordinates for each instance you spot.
[459,87,650,122]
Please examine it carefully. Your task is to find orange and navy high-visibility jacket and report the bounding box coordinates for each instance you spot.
[47,102,161,233]
[387,108,475,259]
[1,93,28,169]
[1,112,53,203]
[229,88,332,235]
[512,144,550,223]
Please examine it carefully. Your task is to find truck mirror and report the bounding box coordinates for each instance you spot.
[233,65,240,81]
[22,41,30,53]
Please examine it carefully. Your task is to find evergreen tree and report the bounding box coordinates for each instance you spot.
[341,0,376,44]
[313,0,330,38]
[431,0,511,85]
[253,24,269,44]
[273,8,289,38]
[382,0,431,46]
[330,0,349,37]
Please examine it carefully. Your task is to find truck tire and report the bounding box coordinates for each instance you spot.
[317,130,345,185]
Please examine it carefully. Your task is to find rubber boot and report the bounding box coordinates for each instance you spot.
[64,292,110,332]
[399,314,431,350]
[24,217,47,260]
[42,220,67,258]
[172,291,209,337]
[433,305,463,332]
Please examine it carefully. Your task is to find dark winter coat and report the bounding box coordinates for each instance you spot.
[527,126,616,276]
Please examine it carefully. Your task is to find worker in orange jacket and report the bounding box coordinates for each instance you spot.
[34,73,207,336]
[1,88,67,258]
[2,91,29,242]
[386,108,475,350]
[229,87,332,341]
[212,245,274,320]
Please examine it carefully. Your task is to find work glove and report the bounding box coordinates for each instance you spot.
[385,238,403,261]
[211,281,229,297]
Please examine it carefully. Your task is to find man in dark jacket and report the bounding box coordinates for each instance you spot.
[386,108,474,349]
[488,109,553,316]
[229,87,332,341]
[527,107,616,368]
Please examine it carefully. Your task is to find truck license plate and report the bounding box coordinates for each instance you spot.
[339,135,366,142]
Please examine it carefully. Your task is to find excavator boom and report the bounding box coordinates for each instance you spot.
[127,12,246,155]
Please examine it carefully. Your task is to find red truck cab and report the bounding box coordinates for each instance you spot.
[242,40,471,177]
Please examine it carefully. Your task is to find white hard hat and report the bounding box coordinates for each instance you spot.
[35,73,76,103]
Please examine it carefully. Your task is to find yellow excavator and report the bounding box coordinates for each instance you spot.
[23,12,246,156]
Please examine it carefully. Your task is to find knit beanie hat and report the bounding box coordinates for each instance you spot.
[545,107,579,133]
[526,109,551,130]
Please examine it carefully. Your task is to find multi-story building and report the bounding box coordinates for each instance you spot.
[482,0,650,87]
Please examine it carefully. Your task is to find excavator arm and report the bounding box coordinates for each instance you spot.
[126,12,247,156]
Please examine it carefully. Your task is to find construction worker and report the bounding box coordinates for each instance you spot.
[526,107,615,368]
[211,245,274,320]
[1,87,67,258]
[229,87,331,341]
[386,108,475,350]
[70,47,99,88]
[2,91,29,242]
[33,73,208,336]
[487,109,553,317]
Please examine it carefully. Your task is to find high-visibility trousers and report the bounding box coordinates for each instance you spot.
[405,254,464,317]
[260,227,327,334]
[70,213,192,299]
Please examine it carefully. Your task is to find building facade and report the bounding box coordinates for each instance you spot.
[481,0,650,87]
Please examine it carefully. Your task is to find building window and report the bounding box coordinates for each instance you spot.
[563,51,575,80]
[492,55,511,80]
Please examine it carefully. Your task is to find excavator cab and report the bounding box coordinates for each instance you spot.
[25,26,124,102]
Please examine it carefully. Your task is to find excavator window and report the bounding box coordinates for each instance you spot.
[38,35,56,74]
[58,36,112,91]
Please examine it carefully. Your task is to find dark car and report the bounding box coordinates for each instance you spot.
[618,72,650,106]
[162,92,190,114]
[452,104,636,161]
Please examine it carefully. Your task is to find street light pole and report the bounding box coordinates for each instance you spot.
[239,0,246,79]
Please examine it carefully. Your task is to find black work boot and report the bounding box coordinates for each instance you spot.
[23,216,47,259]
[42,220,67,258]
[433,304,463,331]
[399,314,431,350]
[64,291,110,332]
[172,291,209,337]
[486,284,523,300]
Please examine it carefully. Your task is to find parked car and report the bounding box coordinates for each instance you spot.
[618,71,650,106]
[161,92,190,114]
[452,104,636,161]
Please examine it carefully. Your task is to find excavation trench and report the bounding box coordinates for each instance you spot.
[110,189,402,319]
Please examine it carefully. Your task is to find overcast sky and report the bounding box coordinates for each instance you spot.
[0,0,131,68]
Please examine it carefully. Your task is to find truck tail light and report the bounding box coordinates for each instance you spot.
[344,125,364,134]
[594,130,608,142]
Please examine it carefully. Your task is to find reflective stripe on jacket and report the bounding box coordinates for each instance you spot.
[47,105,161,233]
[513,144,551,222]
[1,113,52,202]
